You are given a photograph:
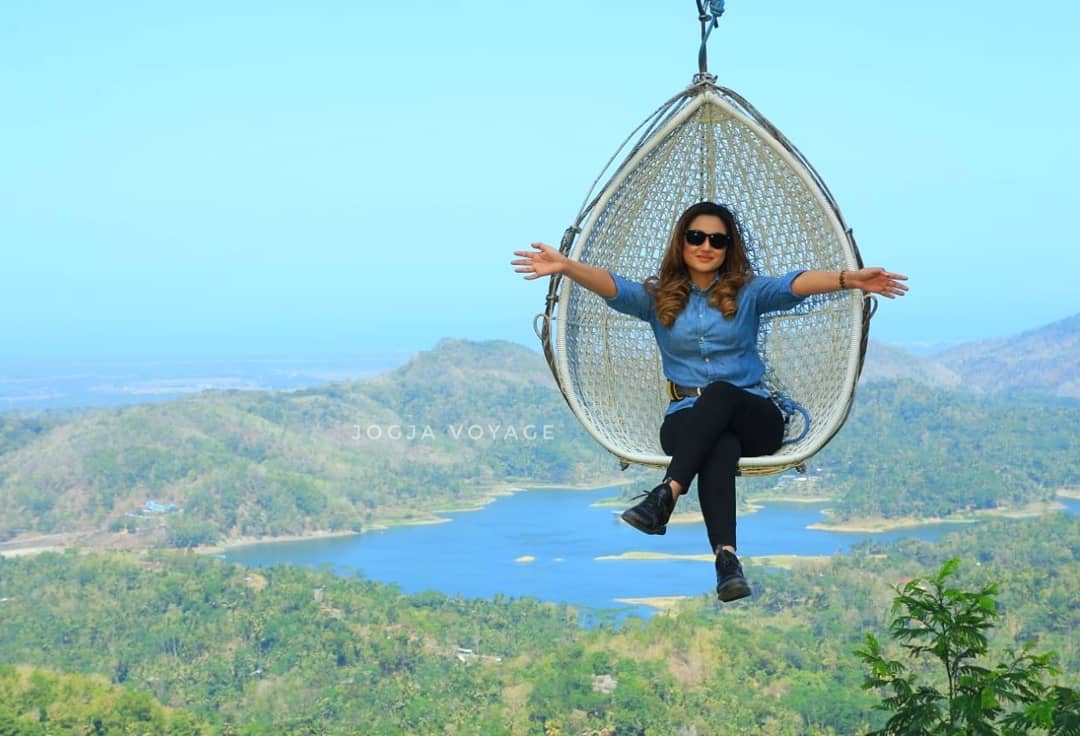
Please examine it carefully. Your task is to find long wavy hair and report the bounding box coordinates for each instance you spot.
[644,201,753,327]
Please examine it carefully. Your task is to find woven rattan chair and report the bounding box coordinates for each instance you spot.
[537,79,874,475]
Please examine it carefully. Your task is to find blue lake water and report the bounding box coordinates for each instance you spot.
[222,488,1080,617]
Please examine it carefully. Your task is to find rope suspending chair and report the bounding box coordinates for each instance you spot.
[536,0,875,475]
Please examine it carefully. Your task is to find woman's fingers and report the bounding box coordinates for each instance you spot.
[862,268,909,299]
[512,244,552,279]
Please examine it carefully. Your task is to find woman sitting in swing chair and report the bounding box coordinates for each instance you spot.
[513,201,908,602]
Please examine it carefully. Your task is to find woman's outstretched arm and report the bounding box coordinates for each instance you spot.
[511,242,617,299]
[792,268,908,299]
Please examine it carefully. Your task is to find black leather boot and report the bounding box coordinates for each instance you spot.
[715,549,751,602]
[620,482,675,535]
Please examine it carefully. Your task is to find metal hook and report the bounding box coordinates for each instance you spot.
[695,0,726,77]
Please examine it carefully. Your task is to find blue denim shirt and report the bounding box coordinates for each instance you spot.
[605,271,807,414]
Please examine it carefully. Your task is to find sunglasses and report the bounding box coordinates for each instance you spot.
[684,229,732,249]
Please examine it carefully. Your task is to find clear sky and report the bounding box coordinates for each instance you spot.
[2,0,1077,358]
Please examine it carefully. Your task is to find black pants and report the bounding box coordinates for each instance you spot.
[659,381,784,552]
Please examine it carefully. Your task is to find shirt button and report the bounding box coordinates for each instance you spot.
[705,357,711,363]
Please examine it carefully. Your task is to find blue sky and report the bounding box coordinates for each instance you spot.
[2,0,1077,358]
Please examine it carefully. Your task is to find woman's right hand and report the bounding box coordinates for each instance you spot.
[511,242,566,280]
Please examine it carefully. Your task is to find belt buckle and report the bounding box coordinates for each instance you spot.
[667,382,702,400]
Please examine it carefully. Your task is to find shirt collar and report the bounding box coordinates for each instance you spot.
[690,272,721,293]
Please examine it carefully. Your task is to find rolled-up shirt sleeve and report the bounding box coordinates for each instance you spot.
[755,270,808,313]
[604,273,653,321]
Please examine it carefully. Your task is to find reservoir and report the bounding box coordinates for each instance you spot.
[223,487,1080,616]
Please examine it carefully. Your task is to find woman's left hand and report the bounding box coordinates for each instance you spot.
[848,268,909,299]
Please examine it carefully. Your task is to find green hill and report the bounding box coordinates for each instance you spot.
[804,380,1080,522]
[0,340,618,546]
[2,338,1077,547]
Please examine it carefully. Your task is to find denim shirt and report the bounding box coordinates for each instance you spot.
[605,271,807,414]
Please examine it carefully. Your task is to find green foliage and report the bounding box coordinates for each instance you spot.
[857,558,1080,735]
[0,550,585,733]
[0,341,618,542]
[164,514,220,548]
[0,665,212,734]
[3,341,1077,542]
[790,381,1080,521]
[0,340,1078,730]
[0,514,1074,734]
[0,413,66,459]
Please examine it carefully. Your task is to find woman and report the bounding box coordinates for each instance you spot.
[512,202,907,602]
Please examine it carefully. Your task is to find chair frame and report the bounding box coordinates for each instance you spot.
[537,80,874,475]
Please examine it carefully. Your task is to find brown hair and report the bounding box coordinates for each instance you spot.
[644,201,753,327]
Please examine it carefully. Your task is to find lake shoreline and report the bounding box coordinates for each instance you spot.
[201,476,635,554]
[5,486,1073,559]
[808,500,1066,532]
[187,494,1079,554]
[0,477,635,558]
[596,551,834,568]
[205,487,1080,614]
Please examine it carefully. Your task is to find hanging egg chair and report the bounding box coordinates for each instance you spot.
[536,2,874,475]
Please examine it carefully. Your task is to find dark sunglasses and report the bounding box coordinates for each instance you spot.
[684,229,732,249]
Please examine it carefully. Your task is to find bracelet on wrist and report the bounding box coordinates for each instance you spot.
[839,270,847,289]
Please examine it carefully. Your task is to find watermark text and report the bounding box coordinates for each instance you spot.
[354,423,555,442]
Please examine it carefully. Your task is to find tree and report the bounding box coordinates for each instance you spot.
[857,558,1080,735]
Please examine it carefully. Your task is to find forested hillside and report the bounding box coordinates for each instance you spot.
[0,340,617,546]
[2,338,1077,546]
[0,413,68,458]
[0,666,212,734]
[1,515,1076,734]
[803,380,1080,521]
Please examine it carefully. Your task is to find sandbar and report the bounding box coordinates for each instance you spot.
[751,554,831,569]
[809,500,1065,533]
[615,596,690,611]
[596,551,713,562]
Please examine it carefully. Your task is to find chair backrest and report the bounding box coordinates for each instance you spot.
[540,83,871,475]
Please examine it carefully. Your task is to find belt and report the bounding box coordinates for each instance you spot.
[666,381,704,401]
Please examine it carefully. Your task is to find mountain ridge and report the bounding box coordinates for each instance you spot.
[863,312,1079,398]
